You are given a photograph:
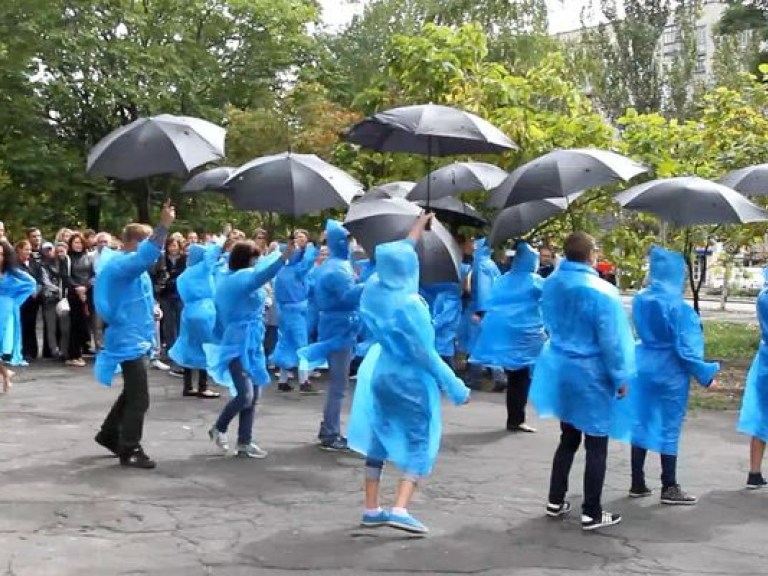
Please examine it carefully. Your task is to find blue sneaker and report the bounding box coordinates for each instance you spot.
[360,510,390,527]
[387,511,428,535]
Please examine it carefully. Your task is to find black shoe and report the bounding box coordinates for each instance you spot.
[319,437,350,452]
[546,501,571,518]
[581,511,622,531]
[629,484,654,498]
[119,447,156,469]
[746,472,768,490]
[660,484,697,506]
[299,382,321,395]
[278,383,294,392]
[491,382,506,393]
[95,431,120,456]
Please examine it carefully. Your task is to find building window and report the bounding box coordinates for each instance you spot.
[696,54,706,74]
[663,25,678,45]
[696,25,707,55]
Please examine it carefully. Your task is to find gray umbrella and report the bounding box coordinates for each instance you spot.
[181,167,236,193]
[488,198,573,246]
[407,162,508,202]
[87,114,226,180]
[415,196,487,228]
[488,148,648,209]
[361,181,416,201]
[344,197,462,284]
[615,176,768,226]
[718,164,768,197]
[224,152,364,216]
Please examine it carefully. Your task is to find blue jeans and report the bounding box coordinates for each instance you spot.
[215,358,261,445]
[319,347,353,441]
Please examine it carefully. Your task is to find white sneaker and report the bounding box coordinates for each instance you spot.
[208,427,229,453]
[236,442,268,459]
[581,511,622,531]
[151,359,171,371]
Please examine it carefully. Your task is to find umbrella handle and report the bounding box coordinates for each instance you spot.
[424,208,433,231]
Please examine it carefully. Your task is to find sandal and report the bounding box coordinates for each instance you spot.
[182,389,199,397]
[197,389,220,399]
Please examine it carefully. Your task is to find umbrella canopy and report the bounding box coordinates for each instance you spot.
[362,181,416,201]
[224,152,364,216]
[344,197,462,284]
[407,161,508,202]
[615,176,768,226]
[718,164,768,197]
[488,148,648,209]
[343,104,518,156]
[181,167,236,193]
[87,114,226,180]
[415,196,487,228]
[488,198,571,246]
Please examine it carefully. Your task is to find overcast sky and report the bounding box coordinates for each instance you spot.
[318,0,592,34]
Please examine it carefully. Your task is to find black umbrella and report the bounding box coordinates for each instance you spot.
[361,181,416,201]
[718,164,768,197]
[181,167,236,193]
[224,152,363,216]
[488,148,648,209]
[415,196,486,228]
[615,176,768,226]
[344,104,517,205]
[344,197,462,284]
[488,198,571,246]
[407,161,508,202]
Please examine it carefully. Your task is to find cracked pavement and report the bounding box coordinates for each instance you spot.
[0,363,764,576]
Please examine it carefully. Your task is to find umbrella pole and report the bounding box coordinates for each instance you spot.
[425,136,433,231]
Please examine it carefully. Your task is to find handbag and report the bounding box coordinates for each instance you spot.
[55,297,70,318]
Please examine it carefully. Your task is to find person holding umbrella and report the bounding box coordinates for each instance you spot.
[93,201,176,469]
[347,213,470,535]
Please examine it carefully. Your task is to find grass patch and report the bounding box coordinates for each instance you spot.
[704,321,760,362]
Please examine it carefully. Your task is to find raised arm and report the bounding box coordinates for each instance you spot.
[115,201,176,279]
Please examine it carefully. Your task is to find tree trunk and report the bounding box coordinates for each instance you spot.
[720,258,732,311]
[85,191,101,231]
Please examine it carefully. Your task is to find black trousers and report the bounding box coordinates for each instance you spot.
[631,446,677,489]
[183,368,209,393]
[506,367,531,428]
[100,357,150,452]
[67,292,91,360]
[20,296,39,360]
[548,422,609,519]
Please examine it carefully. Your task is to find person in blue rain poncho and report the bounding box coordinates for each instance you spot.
[629,246,720,505]
[306,245,329,344]
[297,220,363,451]
[458,238,504,390]
[206,240,293,458]
[422,282,462,368]
[0,239,37,393]
[271,229,318,393]
[350,253,375,378]
[530,232,635,531]
[738,266,768,490]
[93,201,176,470]
[470,241,545,433]
[168,242,223,399]
[347,213,470,536]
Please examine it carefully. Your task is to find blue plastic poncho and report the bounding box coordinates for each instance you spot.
[0,269,36,364]
[205,252,285,393]
[306,263,321,339]
[169,243,223,370]
[297,221,362,372]
[94,241,161,386]
[631,247,719,454]
[470,242,546,370]
[270,244,318,370]
[458,239,500,355]
[422,282,462,358]
[347,239,470,477]
[353,258,376,358]
[529,260,636,439]
[738,267,768,442]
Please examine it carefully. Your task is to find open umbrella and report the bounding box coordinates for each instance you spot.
[362,181,416,201]
[87,114,226,180]
[181,166,236,193]
[407,161,508,202]
[224,152,364,216]
[488,148,648,209]
[415,196,486,228]
[615,176,768,226]
[488,198,572,246]
[718,164,768,197]
[344,197,462,284]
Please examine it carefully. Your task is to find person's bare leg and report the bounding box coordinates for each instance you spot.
[1,364,11,393]
[365,478,380,510]
[393,478,417,509]
[750,437,766,473]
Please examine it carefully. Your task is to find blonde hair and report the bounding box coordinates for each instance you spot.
[123,223,153,243]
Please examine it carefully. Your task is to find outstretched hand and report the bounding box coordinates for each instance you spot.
[282,240,296,261]
[407,211,434,243]
[160,199,176,228]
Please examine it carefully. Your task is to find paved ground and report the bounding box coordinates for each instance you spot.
[0,363,765,576]
[620,295,756,323]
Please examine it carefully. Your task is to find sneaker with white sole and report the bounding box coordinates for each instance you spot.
[387,511,428,535]
[360,509,390,527]
[660,484,697,505]
[151,359,171,371]
[746,472,768,490]
[582,511,622,531]
[236,442,268,459]
[546,501,572,518]
[629,484,654,498]
[208,427,229,453]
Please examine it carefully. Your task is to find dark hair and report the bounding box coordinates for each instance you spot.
[563,232,596,264]
[26,227,40,237]
[229,240,259,271]
[83,229,96,238]
[165,237,182,252]
[1,239,21,273]
[68,232,86,253]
